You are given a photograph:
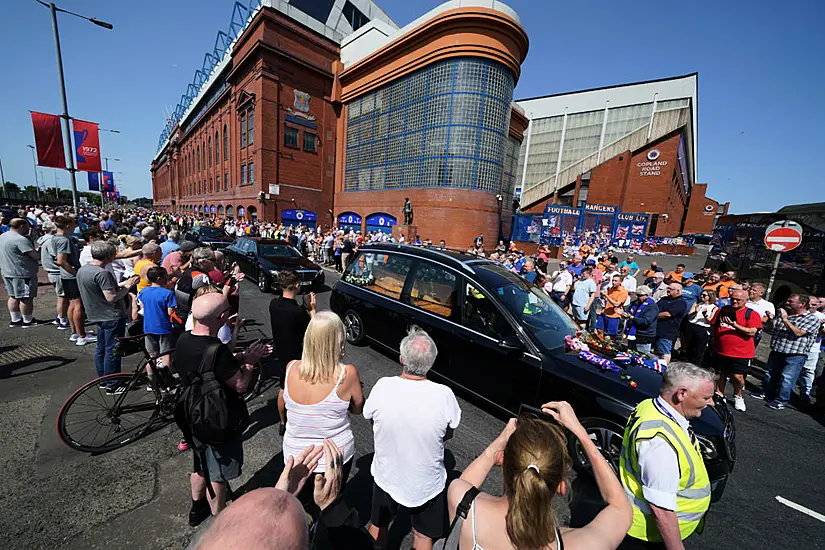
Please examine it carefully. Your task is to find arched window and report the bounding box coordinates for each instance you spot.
[208,137,212,166]
[215,131,219,165]
[223,124,228,161]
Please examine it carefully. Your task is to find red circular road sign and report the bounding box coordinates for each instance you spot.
[764,221,803,252]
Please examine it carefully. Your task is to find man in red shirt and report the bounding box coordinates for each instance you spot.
[710,290,762,411]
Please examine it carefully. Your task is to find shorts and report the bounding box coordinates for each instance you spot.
[62,278,81,300]
[370,482,447,539]
[572,305,588,322]
[654,337,674,356]
[712,353,752,375]
[145,333,173,357]
[48,273,64,297]
[192,438,243,483]
[4,277,37,299]
[596,314,620,335]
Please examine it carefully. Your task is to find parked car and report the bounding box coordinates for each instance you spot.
[330,244,736,500]
[224,237,325,293]
[185,225,234,250]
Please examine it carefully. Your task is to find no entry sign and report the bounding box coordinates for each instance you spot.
[764,220,803,252]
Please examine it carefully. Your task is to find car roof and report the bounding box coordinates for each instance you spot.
[359,243,496,275]
[240,237,292,246]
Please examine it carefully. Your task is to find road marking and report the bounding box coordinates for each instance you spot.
[776,496,825,522]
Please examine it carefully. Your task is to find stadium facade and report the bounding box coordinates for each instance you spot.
[515,74,727,237]
[152,0,723,246]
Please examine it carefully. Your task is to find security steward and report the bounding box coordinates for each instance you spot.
[619,362,715,549]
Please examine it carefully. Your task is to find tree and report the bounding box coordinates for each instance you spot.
[4,182,21,193]
[23,186,39,195]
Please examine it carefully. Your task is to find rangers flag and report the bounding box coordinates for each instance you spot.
[631,224,645,236]
[30,111,66,169]
[616,226,629,239]
[72,119,102,172]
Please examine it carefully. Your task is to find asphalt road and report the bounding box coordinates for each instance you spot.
[1,251,824,549]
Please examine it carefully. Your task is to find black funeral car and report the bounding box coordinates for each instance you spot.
[330,244,736,500]
[225,237,325,293]
[185,225,235,250]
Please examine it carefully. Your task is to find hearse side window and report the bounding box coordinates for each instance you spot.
[408,262,457,318]
[463,283,515,340]
[344,252,411,300]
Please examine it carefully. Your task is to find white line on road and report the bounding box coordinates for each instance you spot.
[775,496,825,523]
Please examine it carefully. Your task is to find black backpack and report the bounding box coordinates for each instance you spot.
[174,341,250,449]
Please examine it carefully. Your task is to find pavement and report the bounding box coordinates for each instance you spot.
[1,248,824,549]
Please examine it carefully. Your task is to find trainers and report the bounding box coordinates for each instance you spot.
[69,333,78,342]
[766,400,786,410]
[105,385,126,395]
[9,320,23,328]
[76,335,98,346]
[98,382,109,390]
[22,318,52,328]
[57,321,70,331]
[52,318,61,325]
[734,395,746,412]
[188,499,211,527]
[750,391,766,400]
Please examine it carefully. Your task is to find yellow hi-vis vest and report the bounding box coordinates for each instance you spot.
[619,399,711,542]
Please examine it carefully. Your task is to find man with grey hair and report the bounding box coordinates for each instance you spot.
[619,362,715,549]
[364,327,461,550]
[77,241,140,390]
[160,229,181,262]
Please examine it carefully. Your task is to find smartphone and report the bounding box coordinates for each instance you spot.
[518,404,562,428]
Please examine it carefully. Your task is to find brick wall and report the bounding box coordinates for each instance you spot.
[683,183,727,235]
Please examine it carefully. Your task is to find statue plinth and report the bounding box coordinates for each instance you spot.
[393,224,417,243]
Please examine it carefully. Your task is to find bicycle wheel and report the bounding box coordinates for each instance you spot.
[57,372,161,453]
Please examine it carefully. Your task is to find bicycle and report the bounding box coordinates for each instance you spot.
[56,334,180,453]
[57,331,273,453]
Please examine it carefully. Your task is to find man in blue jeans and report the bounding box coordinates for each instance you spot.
[77,241,140,392]
[752,294,820,410]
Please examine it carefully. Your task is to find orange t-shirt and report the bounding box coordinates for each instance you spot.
[717,279,736,298]
[133,259,157,292]
[666,271,684,283]
[604,286,629,318]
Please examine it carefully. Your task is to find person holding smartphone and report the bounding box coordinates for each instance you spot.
[446,401,631,550]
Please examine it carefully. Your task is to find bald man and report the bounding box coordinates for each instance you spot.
[175,293,271,525]
[195,488,307,550]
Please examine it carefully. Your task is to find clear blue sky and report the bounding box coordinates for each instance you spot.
[1,0,823,213]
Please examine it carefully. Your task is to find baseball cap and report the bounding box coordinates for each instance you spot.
[180,240,198,252]
[585,259,596,265]
[683,271,695,279]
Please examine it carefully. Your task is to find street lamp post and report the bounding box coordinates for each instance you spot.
[36,1,113,212]
[27,145,41,200]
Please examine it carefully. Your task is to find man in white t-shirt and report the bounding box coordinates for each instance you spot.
[746,282,775,346]
[364,327,461,550]
[798,297,825,403]
[621,265,638,304]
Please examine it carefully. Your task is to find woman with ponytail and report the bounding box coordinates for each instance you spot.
[446,401,631,550]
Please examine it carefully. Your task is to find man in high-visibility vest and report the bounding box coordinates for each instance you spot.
[619,362,716,549]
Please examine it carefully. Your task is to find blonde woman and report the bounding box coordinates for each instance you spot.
[282,311,364,516]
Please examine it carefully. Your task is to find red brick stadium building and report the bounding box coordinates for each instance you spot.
[152,1,724,246]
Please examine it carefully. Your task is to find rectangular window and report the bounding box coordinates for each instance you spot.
[342,1,369,32]
[303,132,317,153]
[247,108,254,146]
[285,126,299,148]
[248,162,254,184]
[241,163,247,186]
[462,284,515,340]
[241,112,247,149]
[343,252,412,300]
[224,171,228,190]
[408,262,457,318]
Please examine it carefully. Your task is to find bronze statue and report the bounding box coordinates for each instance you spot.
[403,197,414,225]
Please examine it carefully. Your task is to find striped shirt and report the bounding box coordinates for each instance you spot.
[771,312,821,355]
[282,362,355,472]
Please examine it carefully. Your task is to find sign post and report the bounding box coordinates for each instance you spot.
[764,220,803,297]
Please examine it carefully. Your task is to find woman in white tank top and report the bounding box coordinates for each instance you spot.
[281,311,364,516]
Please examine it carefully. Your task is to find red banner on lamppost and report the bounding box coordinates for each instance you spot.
[30,111,66,169]
[72,118,102,172]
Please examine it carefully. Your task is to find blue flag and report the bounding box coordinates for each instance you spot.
[102,171,114,192]
[88,172,100,191]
